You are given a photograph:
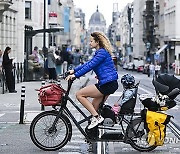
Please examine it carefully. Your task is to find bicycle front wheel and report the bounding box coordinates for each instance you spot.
[30,110,72,151]
[127,117,157,152]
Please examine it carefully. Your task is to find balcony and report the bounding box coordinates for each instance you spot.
[0,0,13,21]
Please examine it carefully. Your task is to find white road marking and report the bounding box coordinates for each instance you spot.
[138,86,153,94]
[0,114,5,118]
[58,152,81,154]
[110,92,123,97]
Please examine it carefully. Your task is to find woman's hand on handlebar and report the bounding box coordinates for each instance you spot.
[69,70,74,75]
[65,74,76,81]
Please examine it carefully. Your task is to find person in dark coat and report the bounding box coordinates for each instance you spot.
[2,46,17,93]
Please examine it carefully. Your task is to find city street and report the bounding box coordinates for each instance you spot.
[1,0,180,153]
[1,67,180,153]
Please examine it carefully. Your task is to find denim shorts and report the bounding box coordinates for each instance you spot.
[95,80,118,95]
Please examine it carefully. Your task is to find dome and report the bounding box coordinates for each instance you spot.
[89,6,106,25]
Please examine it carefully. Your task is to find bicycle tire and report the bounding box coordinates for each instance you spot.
[30,110,72,151]
[127,117,157,152]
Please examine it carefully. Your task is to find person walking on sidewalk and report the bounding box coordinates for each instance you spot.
[66,31,118,129]
[2,46,17,93]
[47,47,57,82]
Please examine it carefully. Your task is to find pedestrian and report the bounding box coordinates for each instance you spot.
[2,47,17,93]
[47,48,57,82]
[149,63,155,77]
[66,31,118,129]
[61,47,74,72]
[132,63,135,72]
[28,54,42,80]
[0,49,3,72]
[72,49,82,68]
[55,50,63,75]
[0,49,3,82]
[32,46,39,63]
[61,49,69,73]
[155,62,161,77]
[67,51,73,70]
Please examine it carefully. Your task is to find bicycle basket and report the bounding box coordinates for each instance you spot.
[38,84,64,106]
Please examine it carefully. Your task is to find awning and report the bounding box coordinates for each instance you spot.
[25,27,64,37]
[156,44,168,54]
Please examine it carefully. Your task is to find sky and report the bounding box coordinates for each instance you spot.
[73,0,134,28]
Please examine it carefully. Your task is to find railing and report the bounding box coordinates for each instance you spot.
[0,62,24,94]
[14,62,24,83]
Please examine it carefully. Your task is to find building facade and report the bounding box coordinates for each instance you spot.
[0,0,24,62]
[133,0,146,60]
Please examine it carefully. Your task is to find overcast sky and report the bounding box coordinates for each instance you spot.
[73,0,133,28]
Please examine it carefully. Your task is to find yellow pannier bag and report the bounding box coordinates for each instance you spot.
[142,109,171,146]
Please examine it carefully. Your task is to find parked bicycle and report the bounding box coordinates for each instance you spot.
[30,72,157,152]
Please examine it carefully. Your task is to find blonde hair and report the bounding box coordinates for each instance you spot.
[91,32,113,55]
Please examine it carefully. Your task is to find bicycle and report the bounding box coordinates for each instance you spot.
[29,73,156,152]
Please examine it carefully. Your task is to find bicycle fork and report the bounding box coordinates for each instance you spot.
[48,108,64,133]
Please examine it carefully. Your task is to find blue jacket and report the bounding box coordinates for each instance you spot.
[74,48,118,86]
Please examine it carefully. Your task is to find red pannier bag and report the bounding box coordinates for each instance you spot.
[38,84,64,106]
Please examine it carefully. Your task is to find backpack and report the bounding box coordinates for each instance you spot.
[101,105,116,124]
[141,109,171,146]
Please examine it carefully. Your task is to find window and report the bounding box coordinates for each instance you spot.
[25,1,31,19]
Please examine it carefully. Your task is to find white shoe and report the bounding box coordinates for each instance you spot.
[88,116,104,129]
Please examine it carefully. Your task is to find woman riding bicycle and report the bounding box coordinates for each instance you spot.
[66,31,118,129]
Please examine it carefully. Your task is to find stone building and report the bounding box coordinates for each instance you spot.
[88,6,106,34]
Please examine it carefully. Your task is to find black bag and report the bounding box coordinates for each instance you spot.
[142,97,176,111]
[101,105,116,123]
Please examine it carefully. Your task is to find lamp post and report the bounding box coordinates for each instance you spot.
[127,6,132,62]
[43,0,46,80]
[43,0,46,52]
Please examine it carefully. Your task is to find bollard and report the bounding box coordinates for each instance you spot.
[57,79,61,86]
[19,86,25,124]
[41,81,45,111]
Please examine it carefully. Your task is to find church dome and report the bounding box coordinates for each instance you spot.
[89,6,106,25]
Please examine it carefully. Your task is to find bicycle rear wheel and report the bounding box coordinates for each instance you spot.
[30,110,72,151]
[127,117,157,152]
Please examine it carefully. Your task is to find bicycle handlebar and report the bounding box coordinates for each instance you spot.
[58,71,76,82]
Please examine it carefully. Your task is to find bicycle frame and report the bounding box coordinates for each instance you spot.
[50,79,143,142]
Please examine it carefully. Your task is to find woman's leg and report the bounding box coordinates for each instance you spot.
[76,84,104,116]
